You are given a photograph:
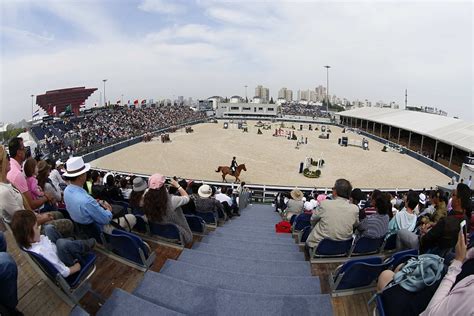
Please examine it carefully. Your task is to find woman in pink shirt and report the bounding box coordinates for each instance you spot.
[421,231,474,315]
[24,158,43,200]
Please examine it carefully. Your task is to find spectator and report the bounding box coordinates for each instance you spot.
[360,189,382,220]
[387,191,418,236]
[0,146,73,235]
[7,138,52,210]
[420,232,474,315]
[129,177,148,213]
[448,183,471,224]
[63,156,136,233]
[24,158,43,201]
[283,189,304,221]
[306,179,359,251]
[36,161,61,212]
[49,160,66,192]
[11,210,95,278]
[0,232,21,316]
[102,174,123,202]
[120,178,132,200]
[356,195,390,239]
[90,170,105,199]
[195,184,224,218]
[350,188,366,220]
[143,174,192,245]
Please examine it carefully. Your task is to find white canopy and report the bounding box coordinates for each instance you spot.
[338,108,474,153]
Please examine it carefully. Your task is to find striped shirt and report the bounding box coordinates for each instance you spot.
[357,213,389,238]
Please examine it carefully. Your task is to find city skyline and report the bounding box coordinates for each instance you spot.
[1,1,472,122]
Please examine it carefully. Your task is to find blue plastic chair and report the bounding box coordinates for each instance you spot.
[375,294,386,316]
[102,229,155,270]
[22,249,96,304]
[195,211,217,225]
[350,236,385,256]
[312,237,354,258]
[185,215,206,234]
[330,256,388,296]
[133,215,148,233]
[148,221,183,245]
[386,249,418,270]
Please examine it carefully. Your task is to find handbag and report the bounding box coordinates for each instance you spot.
[392,254,445,292]
[275,221,292,233]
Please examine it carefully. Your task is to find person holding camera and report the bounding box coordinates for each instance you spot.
[143,174,193,246]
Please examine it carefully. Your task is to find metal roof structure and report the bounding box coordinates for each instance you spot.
[36,87,97,116]
[338,107,474,153]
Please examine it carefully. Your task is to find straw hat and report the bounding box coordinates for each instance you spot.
[290,189,303,201]
[198,184,212,198]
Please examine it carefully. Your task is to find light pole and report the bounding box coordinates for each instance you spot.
[30,94,34,119]
[324,65,331,114]
[244,85,248,102]
[121,94,124,106]
[102,79,107,107]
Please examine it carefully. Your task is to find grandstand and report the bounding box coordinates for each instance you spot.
[1,106,473,316]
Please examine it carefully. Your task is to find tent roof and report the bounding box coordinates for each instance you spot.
[339,108,474,153]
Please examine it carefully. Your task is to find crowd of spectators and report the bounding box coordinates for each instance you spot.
[36,106,206,161]
[275,179,473,316]
[281,104,330,118]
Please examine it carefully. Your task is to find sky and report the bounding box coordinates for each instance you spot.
[0,0,472,123]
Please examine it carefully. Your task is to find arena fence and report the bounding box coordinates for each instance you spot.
[91,166,427,204]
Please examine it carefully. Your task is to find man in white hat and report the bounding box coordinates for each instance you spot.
[63,157,135,233]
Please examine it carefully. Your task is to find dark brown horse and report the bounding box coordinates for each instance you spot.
[215,164,247,183]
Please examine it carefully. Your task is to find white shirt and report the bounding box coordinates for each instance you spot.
[28,235,70,277]
[0,182,25,222]
[215,193,233,206]
[49,169,65,191]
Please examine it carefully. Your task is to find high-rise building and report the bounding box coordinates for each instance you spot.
[315,85,326,102]
[255,85,270,103]
[278,88,293,102]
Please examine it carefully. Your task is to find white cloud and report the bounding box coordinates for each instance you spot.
[138,0,186,14]
[1,26,54,46]
[1,1,472,122]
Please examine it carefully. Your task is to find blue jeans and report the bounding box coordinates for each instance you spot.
[0,251,18,310]
[43,225,89,267]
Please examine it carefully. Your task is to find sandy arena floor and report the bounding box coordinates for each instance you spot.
[90,121,451,189]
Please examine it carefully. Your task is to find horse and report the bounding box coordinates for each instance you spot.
[215,164,247,183]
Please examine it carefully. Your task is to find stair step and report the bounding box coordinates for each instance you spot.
[160,259,320,295]
[134,272,333,316]
[178,249,311,276]
[192,243,305,261]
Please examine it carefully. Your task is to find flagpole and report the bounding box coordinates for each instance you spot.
[30,94,34,119]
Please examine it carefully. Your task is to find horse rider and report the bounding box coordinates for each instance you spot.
[230,156,238,175]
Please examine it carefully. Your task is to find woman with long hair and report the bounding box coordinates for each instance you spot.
[143,174,192,245]
[36,160,61,211]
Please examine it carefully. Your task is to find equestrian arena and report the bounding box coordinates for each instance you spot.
[90,121,451,189]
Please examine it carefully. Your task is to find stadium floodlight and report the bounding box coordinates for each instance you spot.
[324,65,331,114]
[103,79,108,107]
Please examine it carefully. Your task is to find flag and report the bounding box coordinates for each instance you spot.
[80,101,85,108]
[116,100,121,104]
[52,106,57,114]
[141,100,146,105]
[32,109,40,118]
[127,100,130,105]
[94,103,97,107]
[133,99,139,105]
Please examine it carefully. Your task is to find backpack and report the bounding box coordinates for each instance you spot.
[392,254,445,292]
[275,221,292,233]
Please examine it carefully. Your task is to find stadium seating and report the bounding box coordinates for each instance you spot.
[184,214,206,234]
[21,249,97,305]
[194,211,217,226]
[329,256,391,297]
[148,222,184,245]
[93,203,333,315]
[102,229,156,271]
[310,238,354,263]
[349,236,385,257]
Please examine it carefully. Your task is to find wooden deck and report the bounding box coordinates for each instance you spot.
[3,222,372,316]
